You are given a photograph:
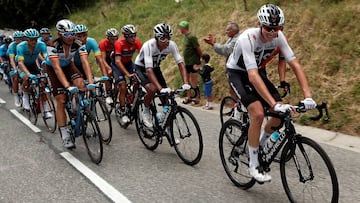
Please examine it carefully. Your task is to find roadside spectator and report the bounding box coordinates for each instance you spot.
[178,21,202,104]
[195,54,214,110]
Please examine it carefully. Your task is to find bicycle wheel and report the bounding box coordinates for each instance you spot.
[280,136,339,203]
[41,93,57,133]
[219,119,256,189]
[27,92,38,125]
[220,96,238,126]
[135,101,159,150]
[93,98,112,145]
[171,107,203,166]
[82,110,103,164]
[115,103,130,129]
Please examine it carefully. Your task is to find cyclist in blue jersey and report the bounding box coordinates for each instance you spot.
[0,34,5,47]
[38,28,52,46]
[7,31,24,106]
[45,19,94,149]
[17,29,48,112]
[0,36,12,81]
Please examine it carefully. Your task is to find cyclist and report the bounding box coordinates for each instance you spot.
[38,28,52,46]
[0,36,12,81]
[7,31,24,106]
[45,19,94,149]
[226,4,316,182]
[134,23,190,128]
[99,28,119,77]
[0,34,5,47]
[113,24,142,124]
[17,29,49,112]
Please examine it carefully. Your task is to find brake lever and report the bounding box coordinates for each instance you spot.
[310,102,330,121]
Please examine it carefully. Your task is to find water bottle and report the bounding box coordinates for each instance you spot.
[262,131,280,154]
[156,106,170,123]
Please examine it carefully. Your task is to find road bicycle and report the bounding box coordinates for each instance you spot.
[25,73,57,133]
[64,85,103,164]
[0,62,13,93]
[219,101,338,202]
[135,89,203,166]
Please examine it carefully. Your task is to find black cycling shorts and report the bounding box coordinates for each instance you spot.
[227,68,281,108]
[134,65,167,88]
[185,64,199,74]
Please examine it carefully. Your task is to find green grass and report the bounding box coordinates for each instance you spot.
[63,0,360,136]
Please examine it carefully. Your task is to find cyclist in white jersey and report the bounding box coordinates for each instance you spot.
[226,4,316,182]
[134,23,190,128]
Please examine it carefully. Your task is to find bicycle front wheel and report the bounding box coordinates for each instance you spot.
[220,96,238,126]
[27,92,38,125]
[93,98,112,145]
[82,111,103,164]
[42,93,57,133]
[219,119,255,189]
[135,101,159,150]
[172,107,203,166]
[280,136,339,203]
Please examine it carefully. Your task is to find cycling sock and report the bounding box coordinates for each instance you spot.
[22,92,30,109]
[208,102,213,107]
[59,126,70,138]
[248,145,259,168]
[42,101,50,111]
[260,131,270,147]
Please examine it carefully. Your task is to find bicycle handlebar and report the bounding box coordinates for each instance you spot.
[294,102,330,121]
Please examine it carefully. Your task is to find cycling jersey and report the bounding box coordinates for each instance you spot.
[98,38,115,62]
[7,41,17,58]
[45,38,87,67]
[17,41,47,66]
[114,38,142,64]
[226,28,295,71]
[135,38,182,68]
[73,37,101,67]
[37,36,53,45]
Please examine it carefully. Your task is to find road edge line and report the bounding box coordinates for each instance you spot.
[10,109,41,133]
[60,152,131,203]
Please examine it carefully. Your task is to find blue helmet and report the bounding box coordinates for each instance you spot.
[40,27,50,34]
[24,28,40,39]
[74,24,88,33]
[13,31,24,39]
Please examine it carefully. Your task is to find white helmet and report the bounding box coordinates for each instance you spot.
[56,19,75,33]
[106,28,119,37]
[257,4,285,27]
[153,23,173,39]
[121,24,137,35]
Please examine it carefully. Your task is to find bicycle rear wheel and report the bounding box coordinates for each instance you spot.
[172,107,203,166]
[93,98,112,145]
[82,111,103,164]
[219,119,256,189]
[41,93,57,133]
[135,101,159,150]
[280,136,339,203]
[220,96,238,126]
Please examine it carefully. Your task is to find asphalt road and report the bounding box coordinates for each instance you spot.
[0,81,360,203]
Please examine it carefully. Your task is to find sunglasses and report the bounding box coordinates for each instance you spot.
[262,26,282,33]
[158,36,170,42]
[108,36,118,41]
[61,32,75,38]
[125,34,136,38]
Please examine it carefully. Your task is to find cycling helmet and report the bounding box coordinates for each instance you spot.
[74,24,88,33]
[40,28,50,34]
[153,23,173,39]
[13,31,24,39]
[56,19,75,33]
[106,28,119,37]
[121,24,137,35]
[4,36,13,43]
[257,4,285,27]
[23,28,40,39]
[0,34,5,39]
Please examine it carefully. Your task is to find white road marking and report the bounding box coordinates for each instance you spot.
[0,98,6,104]
[10,109,41,133]
[60,152,131,203]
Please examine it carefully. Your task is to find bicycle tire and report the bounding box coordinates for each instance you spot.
[93,98,112,145]
[220,96,238,126]
[42,93,57,133]
[82,110,103,164]
[172,107,203,166]
[115,103,130,129]
[27,92,38,125]
[280,136,339,203]
[219,119,256,189]
[135,101,159,151]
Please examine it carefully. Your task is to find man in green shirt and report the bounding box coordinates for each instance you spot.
[178,21,202,104]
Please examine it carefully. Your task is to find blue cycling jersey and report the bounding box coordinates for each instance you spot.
[16,41,47,66]
[7,41,17,57]
[0,44,9,61]
[45,38,87,68]
[73,37,101,67]
[37,36,53,44]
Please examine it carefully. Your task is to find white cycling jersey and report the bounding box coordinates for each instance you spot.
[226,28,295,71]
[135,38,183,68]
